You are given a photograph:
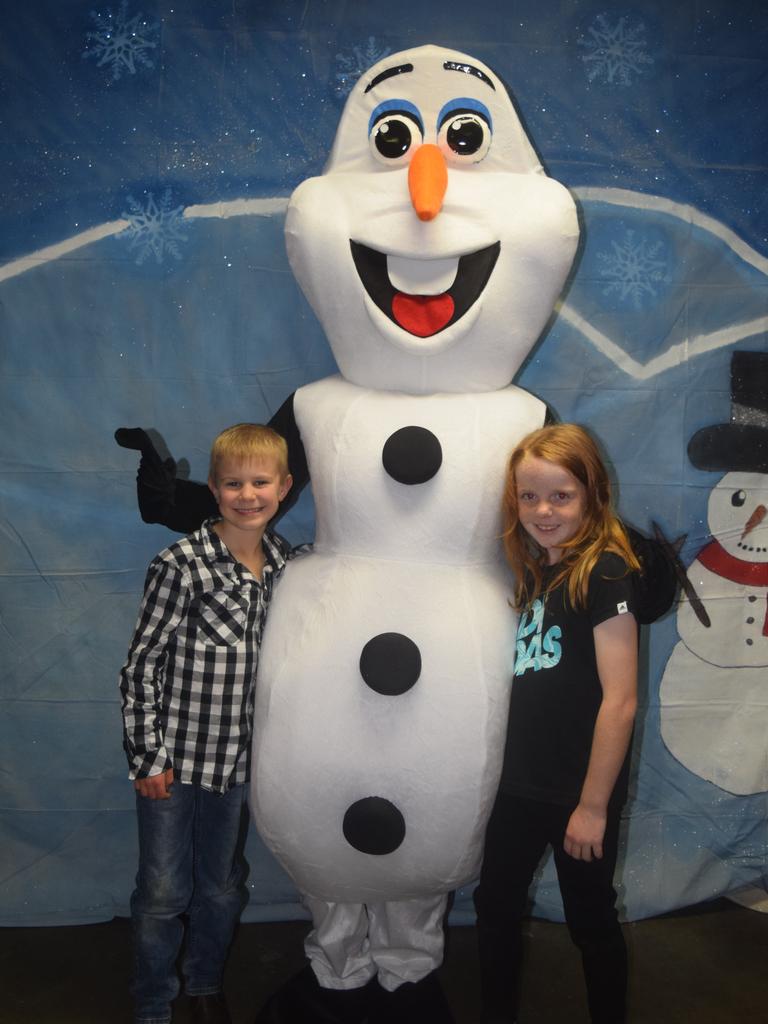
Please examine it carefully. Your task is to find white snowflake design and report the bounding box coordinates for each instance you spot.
[578,14,654,87]
[120,190,187,265]
[83,1,159,82]
[597,229,668,310]
[334,37,392,97]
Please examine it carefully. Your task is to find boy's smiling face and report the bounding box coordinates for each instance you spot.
[208,455,292,543]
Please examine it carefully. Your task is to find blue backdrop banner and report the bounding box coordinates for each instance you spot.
[1,0,766,926]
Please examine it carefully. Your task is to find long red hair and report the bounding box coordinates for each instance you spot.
[502,424,639,610]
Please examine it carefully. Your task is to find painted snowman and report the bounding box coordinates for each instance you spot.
[250,44,578,1001]
[660,351,768,797]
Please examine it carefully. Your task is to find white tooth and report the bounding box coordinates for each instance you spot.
[386,254,458,295]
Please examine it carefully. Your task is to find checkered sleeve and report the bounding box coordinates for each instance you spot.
[119,556,190,779]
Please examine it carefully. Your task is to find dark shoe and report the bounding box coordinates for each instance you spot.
[367,971,456,1024]
[253,965,374,1023]
[189,992,232,1024]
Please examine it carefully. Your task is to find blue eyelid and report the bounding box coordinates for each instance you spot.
[369,98,424,135]
[437,97,492,133]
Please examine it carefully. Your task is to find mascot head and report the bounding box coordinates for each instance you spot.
[285,43,579,394]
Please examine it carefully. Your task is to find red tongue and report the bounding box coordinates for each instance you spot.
[391,292,455,337]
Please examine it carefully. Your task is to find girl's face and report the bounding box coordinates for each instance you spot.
[515,454,587,565]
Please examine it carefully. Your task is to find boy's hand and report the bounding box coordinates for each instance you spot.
[134,768,174,800]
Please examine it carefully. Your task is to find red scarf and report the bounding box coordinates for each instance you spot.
[698,540,768,636]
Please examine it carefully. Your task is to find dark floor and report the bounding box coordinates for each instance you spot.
[2,900,767,1022]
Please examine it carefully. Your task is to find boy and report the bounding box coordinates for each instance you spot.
[120,423,293,1024]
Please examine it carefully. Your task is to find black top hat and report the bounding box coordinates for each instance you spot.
[687,351,768,474]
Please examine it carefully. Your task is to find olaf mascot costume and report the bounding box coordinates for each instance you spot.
[117,44,580,1023]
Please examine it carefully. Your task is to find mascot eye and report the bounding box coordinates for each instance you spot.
[731,490,747,507]
[369,112,423,163]
[438,110,491,162]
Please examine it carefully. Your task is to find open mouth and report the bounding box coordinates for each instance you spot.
[350,240,500,338]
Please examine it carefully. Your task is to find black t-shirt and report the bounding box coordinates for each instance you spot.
[498,551,638,807]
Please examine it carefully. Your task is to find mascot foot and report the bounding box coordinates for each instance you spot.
[253,965,374,1024]
[367,971,456,1024]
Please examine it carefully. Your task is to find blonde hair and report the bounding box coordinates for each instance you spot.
[502,423,639,611]
[209,423,289,481]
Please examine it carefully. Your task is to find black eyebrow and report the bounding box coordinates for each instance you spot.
[443,60,496,90]
[364,63,414,93]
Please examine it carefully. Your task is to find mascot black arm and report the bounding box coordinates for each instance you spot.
[624,523,678,625]
[115,393,309,535]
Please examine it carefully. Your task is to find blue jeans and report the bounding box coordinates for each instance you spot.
[130,781,248,1024]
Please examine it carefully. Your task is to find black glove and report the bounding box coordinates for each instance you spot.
[115,427,215,534]
[625,524,679,625]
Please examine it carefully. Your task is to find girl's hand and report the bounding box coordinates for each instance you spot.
[134,767,174,800]
[564,804,606,861]
[567,612,637,862]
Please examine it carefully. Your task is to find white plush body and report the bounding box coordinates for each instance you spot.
[253,377,546,900]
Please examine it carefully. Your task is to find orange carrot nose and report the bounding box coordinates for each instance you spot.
[408,144,448,221]
[742,503,767,538]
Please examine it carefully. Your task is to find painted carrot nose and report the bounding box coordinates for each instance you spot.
[408,144,448,221]
[742,503,767,538]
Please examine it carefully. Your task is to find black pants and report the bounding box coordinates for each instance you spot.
[474,792,627,1024]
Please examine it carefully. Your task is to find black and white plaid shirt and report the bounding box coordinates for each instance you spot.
[120,518,290,793]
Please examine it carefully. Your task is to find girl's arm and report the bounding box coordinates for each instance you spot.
[563,612,638,862]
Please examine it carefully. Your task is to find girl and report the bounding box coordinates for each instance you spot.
[474,423,641,1024]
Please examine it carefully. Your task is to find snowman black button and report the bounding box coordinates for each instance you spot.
[359,633,421,695]
[382,426,442,484]
[343,796,406,855]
